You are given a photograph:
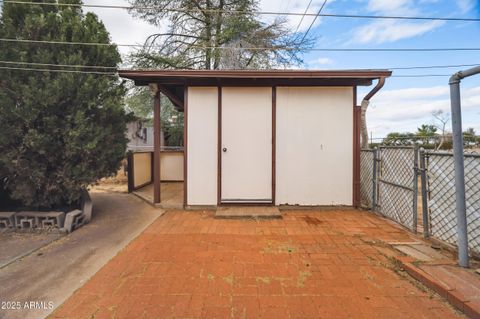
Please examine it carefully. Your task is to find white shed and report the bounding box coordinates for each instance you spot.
[119,70,391,208]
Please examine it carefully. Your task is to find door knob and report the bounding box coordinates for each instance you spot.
[223,148,227,152]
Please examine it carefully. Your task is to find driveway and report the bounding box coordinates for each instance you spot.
[0,193,163,319]
[50,209,463,319]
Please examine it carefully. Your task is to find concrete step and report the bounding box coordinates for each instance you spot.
[215,206,282,219]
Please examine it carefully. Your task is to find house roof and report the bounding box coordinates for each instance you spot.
[119,69,392,111]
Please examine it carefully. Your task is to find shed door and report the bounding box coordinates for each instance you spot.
[221,87,272,203]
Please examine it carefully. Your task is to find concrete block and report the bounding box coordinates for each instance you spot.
[81,190,93,223]
[15,211,65,229]
[36,211,65,229]
[63,210,86,233]
[0,212,16,229]
[15,213,37,229]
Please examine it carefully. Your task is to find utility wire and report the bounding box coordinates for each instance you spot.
[0,60,479,73]
[0,60,117,70]
[0,65,458,78]
[0,66,117,75]
[2,38,480,52]
[301,0,328,43]
[389,63,480,70]
[2,0,480,22]
[294,0,313,33]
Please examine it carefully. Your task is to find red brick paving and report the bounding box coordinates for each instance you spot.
[51,210,464,319]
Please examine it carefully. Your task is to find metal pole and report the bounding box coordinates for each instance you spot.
[448,66,480,268]
[412,147,418,234]
[372,148,377,211]
[419,148,429,238]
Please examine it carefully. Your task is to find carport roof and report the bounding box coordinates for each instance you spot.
[118,69,392,111]
[119,69,392,87]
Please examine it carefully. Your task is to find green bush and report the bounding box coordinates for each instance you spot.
[0,2,128,209]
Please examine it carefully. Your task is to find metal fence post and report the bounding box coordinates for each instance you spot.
[419,148,429,238]
[412,147,419,234]
[372,148,378,211]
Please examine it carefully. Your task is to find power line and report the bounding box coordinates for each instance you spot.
[3,38,480,52]
[2,0,480,22]
[301,0,328,43]
[0,65,462,79]
[294,0,313,33]
[0,60,117,70]
[392,74,450,77]
[0,66,117,76]
[389,63,480,70]
[1,59,479,74]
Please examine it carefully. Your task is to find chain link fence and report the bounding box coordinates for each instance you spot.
[360,150,376,209]
[360,146,479,256]
[377,147,418,232]
[422,151,480,255]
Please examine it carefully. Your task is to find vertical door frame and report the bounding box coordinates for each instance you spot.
[217,86,223,206]
[353,86,361,207]
[217,86,276,206]
[183,86,188,207]
[153,88,161,204]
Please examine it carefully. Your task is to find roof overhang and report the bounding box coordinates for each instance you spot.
[119,69,392,111]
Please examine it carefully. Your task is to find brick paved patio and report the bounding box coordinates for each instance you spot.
[51,210,463,319]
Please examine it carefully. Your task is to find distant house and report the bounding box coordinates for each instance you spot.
[126,119,164,152]
[119,69,391,208]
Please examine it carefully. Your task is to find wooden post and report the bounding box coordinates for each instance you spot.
[152,85,161,204]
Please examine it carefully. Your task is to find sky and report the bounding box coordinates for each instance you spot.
[83,0,480,139]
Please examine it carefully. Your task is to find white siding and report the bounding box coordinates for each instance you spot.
[276,87,353,206]
[187,87,218,205]
[160,152,184,181]
[133,152,151,188]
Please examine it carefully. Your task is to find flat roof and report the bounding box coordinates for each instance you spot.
[118,69,392,87]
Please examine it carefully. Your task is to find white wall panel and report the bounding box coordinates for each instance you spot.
[160,152,184,181]
[276,87,353,205]
[187,87,218,205]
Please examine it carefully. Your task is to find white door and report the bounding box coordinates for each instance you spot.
[221,87,272,203]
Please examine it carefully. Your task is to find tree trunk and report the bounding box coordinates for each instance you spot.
[204,0,212,69]
[213,0,224,69]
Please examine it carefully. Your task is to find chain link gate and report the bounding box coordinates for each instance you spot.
[377,146,419,232]
[421,151,480,255]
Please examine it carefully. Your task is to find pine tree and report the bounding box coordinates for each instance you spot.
[129,0,311,69]
[0,1,128,208]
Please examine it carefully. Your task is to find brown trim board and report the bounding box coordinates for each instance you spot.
[217,86,222,206]
[153,90,161,204]
[127,152,134,193]
[353,86,361,207]
[183,86,188,208]
[272,86,277,205]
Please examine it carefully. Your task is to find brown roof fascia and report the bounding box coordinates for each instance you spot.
[119,69,392,80]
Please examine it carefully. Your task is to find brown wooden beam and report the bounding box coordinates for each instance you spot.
[153,90,161,204]
[158,84,184,110]
[272,86,276,205]
[183,86,188,208]
[353,86,361,208]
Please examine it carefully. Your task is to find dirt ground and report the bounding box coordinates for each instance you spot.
[89,169,128,194]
